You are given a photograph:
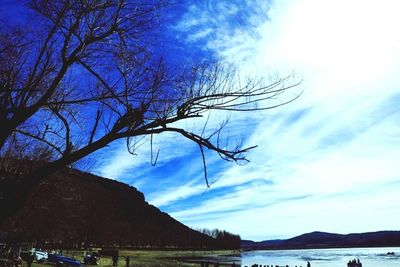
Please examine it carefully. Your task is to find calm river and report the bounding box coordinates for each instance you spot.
[240,247,399,267]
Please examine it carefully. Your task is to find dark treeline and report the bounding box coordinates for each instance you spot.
[198,228,241,249]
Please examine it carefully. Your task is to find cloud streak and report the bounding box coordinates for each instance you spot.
[94,0,400,240]
[158,0,400,240]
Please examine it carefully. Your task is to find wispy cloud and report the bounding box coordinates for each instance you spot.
[148,180,205,207]
[94,0,400,240]
[159,0,400,240]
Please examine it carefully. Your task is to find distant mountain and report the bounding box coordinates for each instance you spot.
[0,168,216,249]
[241,239,285,247]
[242,231,400,250]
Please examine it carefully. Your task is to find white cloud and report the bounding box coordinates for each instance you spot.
[148,179,205,207]
[167,0,400,240]
[95,0,400,240]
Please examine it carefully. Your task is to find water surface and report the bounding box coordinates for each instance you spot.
[241,247,400,267]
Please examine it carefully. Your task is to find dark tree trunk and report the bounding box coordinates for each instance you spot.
[0,126,12,150]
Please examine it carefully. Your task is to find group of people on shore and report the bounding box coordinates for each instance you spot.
[112,255,131,267]
[347,259,362,267]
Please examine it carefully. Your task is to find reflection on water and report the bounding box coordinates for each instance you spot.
[241,247,400,267]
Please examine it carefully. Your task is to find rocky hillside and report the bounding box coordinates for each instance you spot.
[0,168,215,249]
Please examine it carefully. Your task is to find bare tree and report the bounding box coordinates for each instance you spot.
[0,0,301,223]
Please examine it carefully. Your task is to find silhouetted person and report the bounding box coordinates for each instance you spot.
[347,259,360,267]
[125,256,130,267]
[112,255,118,266]
[26,253,34,267]
[307,261,311,267]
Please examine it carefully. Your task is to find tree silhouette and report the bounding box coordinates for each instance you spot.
[199,228,241,249]
[0,0,300,223]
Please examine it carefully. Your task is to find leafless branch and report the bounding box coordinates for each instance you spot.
[0,0,301,224]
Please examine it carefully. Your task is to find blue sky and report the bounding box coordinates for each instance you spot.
[95,0,400,241]
[2,0,400,241]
